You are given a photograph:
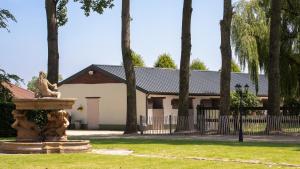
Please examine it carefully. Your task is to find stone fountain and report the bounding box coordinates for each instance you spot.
[0,72,91,154]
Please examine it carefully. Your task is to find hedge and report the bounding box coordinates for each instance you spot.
[0,102,16,137]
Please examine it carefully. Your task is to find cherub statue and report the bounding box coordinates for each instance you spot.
[36,71,61,98]
[43,111,69,139]
[11,110,40,141]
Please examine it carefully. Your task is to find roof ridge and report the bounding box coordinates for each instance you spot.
[94,64,267,75]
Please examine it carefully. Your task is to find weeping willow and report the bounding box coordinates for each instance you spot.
[280,0,300,98]
[231,0,300,99]
[231,0,269,92]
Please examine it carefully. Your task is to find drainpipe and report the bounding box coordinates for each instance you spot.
[145,93,150,124]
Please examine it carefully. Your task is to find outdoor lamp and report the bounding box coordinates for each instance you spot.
[88,70,94,75]
[235,84,242,94]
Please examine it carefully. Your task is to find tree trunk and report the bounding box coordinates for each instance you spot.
[122,0,137,134]
[176,0,193,132]
[219,0,232,134]
[266,0,282,132]
[45,0,59,84]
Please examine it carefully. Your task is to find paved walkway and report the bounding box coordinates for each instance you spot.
[67,130,300,143]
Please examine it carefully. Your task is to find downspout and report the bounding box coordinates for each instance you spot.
[145,93,150,124]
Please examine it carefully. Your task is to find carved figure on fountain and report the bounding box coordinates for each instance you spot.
[43,110,69,141]
[11,110,40,141]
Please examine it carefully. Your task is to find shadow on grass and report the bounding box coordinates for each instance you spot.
[88,138,300,149]
[3,136,300,151]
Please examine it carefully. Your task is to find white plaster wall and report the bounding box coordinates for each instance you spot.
[59,84,146,125]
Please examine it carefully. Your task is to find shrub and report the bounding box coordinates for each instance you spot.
[26,110,49,129]
[282,98,300,115]
[0,102,16,136]
[230,91,260,115]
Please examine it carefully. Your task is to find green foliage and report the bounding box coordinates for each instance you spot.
[282,97,300,115]
[27,76,39,94]
[26,110,49,129]
[57,0,69,27]
[278,0,300,98]
[0,103,16,136]
[0,69,23,102]
[154,53,177,69]
[129,52,145,67]
[231,60,241,72]
[55,0,114,27]
[0,9,17,31]
[231,0,269,91]
[190,59,208,70]
[73,0,114,16]
[230,91,260,109]
[231,0,300,98]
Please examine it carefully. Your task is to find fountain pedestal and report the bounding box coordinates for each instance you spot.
[0,98,91,154]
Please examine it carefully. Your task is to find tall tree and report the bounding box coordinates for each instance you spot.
[122,0,137,134]
[231,0,300,98]
[219,0,233,115]
[219,0,233,134]
[267,0,282,118]
[0,9,16,31]
[176,0,193,131]
[231,0,269,92]
[45,0,114,84]
[45,0,60,84]
[121,52,145,67]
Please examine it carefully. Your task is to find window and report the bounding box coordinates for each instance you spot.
[211,98,220,107]
[147,99,153,109]
[200,99,212,107]
[200,98,220,107]
[171,98,194,109]
[171,99,179,109]
[148,98,164,109]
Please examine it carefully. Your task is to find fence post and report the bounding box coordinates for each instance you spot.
[169,115,172,135]
[140,115,143,135]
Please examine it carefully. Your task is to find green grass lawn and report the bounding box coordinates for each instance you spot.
[0,138,299,169]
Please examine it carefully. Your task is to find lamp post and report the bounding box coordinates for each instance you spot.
[235,83,249,142]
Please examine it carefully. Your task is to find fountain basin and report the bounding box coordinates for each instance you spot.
[0,140,91,154]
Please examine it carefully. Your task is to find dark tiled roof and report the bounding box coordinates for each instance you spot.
[95,65,268,96]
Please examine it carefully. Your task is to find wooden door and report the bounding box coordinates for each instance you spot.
[86,97,100,129]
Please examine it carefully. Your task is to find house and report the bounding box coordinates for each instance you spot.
[58,64,268,130]
[2,82,35,99]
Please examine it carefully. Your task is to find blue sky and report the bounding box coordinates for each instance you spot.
[1,0,239,86]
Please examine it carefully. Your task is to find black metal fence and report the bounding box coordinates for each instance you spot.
[197,106,300,135]
[139,106,300,135]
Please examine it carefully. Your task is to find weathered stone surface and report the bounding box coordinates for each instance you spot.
[0,140,91,154]
[12,98,76,110]
[43,110,69,141]
[11,110,40,142]
[0,97,91,154]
